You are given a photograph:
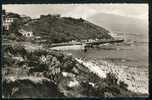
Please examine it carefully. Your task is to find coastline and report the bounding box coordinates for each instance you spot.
[49,44,148,94]
[3,42,148,97]
[75,58,148,94]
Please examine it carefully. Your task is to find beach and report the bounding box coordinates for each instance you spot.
[50,42,148,95]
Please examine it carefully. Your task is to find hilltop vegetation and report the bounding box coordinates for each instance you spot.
[21,14,113,43]
[3,12,113,43]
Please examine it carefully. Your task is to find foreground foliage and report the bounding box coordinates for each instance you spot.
[2,43,145,97]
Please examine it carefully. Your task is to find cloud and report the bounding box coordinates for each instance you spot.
[2,4,148,20]
[62,5,97,19]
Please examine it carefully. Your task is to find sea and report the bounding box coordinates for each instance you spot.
[62,33,149,94]
[63,32,148,69]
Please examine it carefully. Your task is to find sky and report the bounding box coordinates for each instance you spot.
[2,4,148,20]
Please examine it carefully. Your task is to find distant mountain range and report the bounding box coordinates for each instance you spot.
[88,13,148,42]
[88,13,148,35]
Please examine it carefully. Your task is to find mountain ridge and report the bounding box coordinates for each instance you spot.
[88,13,148,35]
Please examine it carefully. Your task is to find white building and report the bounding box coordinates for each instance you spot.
[2,10,17,31]
[3,17,16,31]
[18,29,33,37]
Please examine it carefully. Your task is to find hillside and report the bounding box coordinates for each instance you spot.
[22,14,113,43]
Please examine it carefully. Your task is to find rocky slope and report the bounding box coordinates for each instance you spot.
[2,43,146,97]
[76,59,148,94]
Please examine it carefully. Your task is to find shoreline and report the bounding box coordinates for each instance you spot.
[49,43,148,94]
[75,58,148,94]
[3,42,148,97]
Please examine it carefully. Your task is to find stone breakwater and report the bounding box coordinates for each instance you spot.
[76,58,148,94]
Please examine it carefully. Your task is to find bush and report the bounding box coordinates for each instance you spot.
[119,81,128,90]
[29,63,49,73]
[105,72,118,85]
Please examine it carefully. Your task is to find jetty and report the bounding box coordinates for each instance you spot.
[51,39,124,48]
[85,39,124,46]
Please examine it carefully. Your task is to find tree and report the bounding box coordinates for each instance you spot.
[9,20,20,33]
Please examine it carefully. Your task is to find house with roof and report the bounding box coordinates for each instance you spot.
[2,10,17,31]
[18,29,33,37]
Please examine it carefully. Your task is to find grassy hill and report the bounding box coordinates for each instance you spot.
[22,14,113,43]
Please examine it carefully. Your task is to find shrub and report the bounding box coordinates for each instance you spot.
[105,72,118,85]
[119,81,128,90]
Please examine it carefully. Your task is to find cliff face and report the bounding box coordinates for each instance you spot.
[22,15,113,43]
[2,43,145,97]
